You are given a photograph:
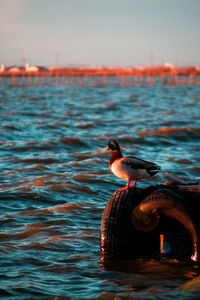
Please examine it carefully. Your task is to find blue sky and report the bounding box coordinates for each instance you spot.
[0,0,200,67]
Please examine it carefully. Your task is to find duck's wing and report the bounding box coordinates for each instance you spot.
[121,156,161,171]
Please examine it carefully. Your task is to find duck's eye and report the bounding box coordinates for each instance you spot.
[110,141,117,149]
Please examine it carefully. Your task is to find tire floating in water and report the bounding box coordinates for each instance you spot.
[100,182,200,262]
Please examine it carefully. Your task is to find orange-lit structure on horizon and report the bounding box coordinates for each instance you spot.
[0,65,200,86]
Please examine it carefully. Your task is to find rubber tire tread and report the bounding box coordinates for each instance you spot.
[101,186,200,261]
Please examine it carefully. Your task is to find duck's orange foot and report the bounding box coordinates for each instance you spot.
[118,180,137,191]
[118,186,129,191]
[129,181,137,188]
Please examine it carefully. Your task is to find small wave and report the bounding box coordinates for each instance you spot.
[46,229,98,243]
[16,228,42,239]
[88,170,108,175]
[95,135,107,141]
[73,172,109,184]
[48,122,70,128]
[73,174,94,183]
[166,157,175,162]
[176,159,193,164]
[33,178,50,186]
[46,236,67,242]
[25,223,48,228]
[19,208,54,216]
[77,122,95,128]
[138,126,200,137]
[0,233,10,239]
[117,135,139,143]
[69,152,91,160]
[59,136,87,146]
[5,111,20,115]
[77,229,99,241]
[65,110,74,115]
[163,110,176,115]
[15,226,62,241]
[42,263,78,273]
[21,243,57,251]
[14,157,58,164]
[11,164,49,173]
[50,182,70,192]
[105,103,117,109]
[166,158,193,164]
[0,247,8,254]
[11,142,51,152]
[64,254,92,263]
[49,182,95,194]
[20,202,92,215]
[0,242,17,252]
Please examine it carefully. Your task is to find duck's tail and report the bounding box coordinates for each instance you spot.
[147,165,161,176]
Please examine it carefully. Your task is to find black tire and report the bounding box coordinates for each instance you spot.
[101,187,142,261]
[100,185,200,262]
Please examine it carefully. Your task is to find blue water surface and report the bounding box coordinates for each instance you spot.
[0,78,200,299]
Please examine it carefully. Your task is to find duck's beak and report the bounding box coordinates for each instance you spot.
[105,146,109,151]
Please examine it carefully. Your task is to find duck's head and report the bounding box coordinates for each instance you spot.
[105,140,120,151]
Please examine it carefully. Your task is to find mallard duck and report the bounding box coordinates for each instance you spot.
[105,140,161,191]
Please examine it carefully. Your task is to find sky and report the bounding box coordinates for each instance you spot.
[0,0,200,67]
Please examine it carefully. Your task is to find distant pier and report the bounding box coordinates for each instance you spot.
[0,66,200,87]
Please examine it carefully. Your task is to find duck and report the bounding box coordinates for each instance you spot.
[105,140,161,191]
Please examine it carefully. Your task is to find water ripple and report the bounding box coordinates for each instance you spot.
[0,83,200,299]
